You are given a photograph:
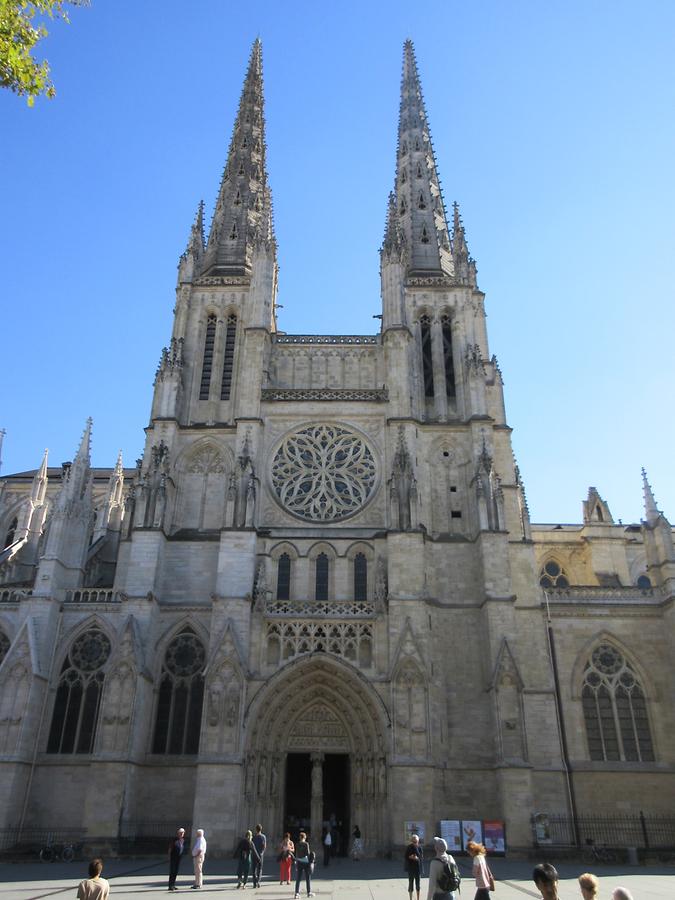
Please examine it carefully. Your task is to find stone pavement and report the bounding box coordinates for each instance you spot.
[1,856,674,900]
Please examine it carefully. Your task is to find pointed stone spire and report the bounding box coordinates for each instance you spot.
[642,468,661,526]
[57,418,92,510]
[200,39,276,277]
[188,200,205,257]
[381,191,407,263]
[30,449,49,505]
[391,40,453,277]
[451,202,478,287]
[75,417,92,464]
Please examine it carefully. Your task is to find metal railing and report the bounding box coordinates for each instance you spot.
[532,812,675,849]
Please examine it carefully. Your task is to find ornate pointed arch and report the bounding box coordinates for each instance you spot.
[570,631,655,701]
[244,653,391,756]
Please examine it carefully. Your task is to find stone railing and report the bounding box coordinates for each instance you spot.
[64,588,118,604]
[0,588,32,603]
[274,334,379,345]
[544,586,662,604]
[265,598,376,618]
[261,388,388,402]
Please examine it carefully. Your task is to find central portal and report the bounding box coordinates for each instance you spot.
[283,752,350,849]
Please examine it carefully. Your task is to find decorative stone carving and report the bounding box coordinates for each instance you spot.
[271,424,377,522]
[287,703,349,751]
[265,621,373,667]
[186,445,226,474]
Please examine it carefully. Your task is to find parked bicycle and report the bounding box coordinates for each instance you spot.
[39,834,78,862]
[581,839,618,865]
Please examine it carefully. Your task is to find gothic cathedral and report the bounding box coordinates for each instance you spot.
[1,41,673,854]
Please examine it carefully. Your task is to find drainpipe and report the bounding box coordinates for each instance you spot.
[543,590,580,848]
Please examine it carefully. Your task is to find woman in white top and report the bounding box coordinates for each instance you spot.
[426,836,458,900]
[191,829,207,889]
[467,840,493,899]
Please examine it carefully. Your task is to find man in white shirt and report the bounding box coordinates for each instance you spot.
[191,829,207,890]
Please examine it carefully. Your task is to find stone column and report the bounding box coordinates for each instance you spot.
[310,752,324,843]
[430,320,449,421]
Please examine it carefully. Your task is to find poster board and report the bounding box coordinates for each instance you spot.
[404,821,426,843]
[439,820,462,852]
[483,820,506,854]
[461,820,483,850]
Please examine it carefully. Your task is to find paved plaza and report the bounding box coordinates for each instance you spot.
[1,857,673,900]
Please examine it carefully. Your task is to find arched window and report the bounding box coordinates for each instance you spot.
[152,629,205,755]
[419,315,434,399]
[47,629,111,754]
[581,643,654,762]
[354,553,367,602]
[315,553,329,602]
[220,313,237,400]
[276,553,291,601]
[198,314,217,400]
[637,575,652,590]
[539,560,569,589]
[0,630,9,665]
[441,315,455,397]
[4,517,18,549]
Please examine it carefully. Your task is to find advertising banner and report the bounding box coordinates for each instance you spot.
[483,820,506,854]
[461,820,483,850]
[439,820,462,852]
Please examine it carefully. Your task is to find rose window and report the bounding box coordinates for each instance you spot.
[165,632,206,677]
[70,630,111,672]
[271,424,377,521]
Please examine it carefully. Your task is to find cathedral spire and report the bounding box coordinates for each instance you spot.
[187,200,205,258]
[30,448,49,505]
[200,39,275,277]
[451,201,478,287]
[391,40,453,277]
[642,468,661,526]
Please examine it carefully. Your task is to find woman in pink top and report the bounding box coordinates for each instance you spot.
[467,841,494,900]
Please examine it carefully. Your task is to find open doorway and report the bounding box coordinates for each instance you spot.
[322,754,350,856]
[284,753,311,840]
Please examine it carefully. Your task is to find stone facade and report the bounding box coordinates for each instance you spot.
[1,40,673,855]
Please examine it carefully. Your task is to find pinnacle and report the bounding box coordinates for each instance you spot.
[641,467,660,524]
[75,417,93,463]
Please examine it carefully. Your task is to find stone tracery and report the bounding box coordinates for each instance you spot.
[271,424,377,521]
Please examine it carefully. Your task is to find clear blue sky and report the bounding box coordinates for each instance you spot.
[1,0,674,525]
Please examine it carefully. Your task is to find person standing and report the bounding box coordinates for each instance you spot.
[168,827,186,892]
[77,858,110,900]
[323,829,332,866]
[533,863,560,900]
[252,824,267,888]
[234,830,260,889]
[404,833,423,900]
[293,830,315,899]
[351,825,363,861]
[426,837,459,900]
[191,829,207,890]
[578,873,599,900]
[279,832,294,885]
[467,840,494,899]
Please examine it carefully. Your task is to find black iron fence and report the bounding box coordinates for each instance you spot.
[532,812,675,849]
[117,821,193,855]
[0,827,84,855]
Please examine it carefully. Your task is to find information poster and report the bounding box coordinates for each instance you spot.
[404,821,426,843]
[461,820,483,850]
[483,820,506,854]
[439,820,462,852]
[533,813,552,844]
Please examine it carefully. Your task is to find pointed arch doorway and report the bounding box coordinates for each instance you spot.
[242,655,390,854]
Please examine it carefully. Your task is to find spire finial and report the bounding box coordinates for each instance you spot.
[76,417,93,463]
[642,468,660,525]
[389,40,453,277]
[200,38,275,277]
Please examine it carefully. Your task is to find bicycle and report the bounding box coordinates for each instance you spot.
[581,841,618,865]
[39,836,76,863]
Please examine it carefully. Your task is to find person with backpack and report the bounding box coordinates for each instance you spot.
[426,836,461,900]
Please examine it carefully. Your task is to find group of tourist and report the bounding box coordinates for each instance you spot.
[71,835,638,899]
[535,863,634,900]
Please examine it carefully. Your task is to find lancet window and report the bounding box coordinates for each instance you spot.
[220,314,237,400]
[354,553,367,602]
[419,315,434,398]
[276,553,291,601]
[46,629,111,754]
[152,629,205,755]
[0,630,9,665]
[581,643,654,762]
[198,314,217,400]
[315,553,329,602]
[441,315,455,396]
[3,517,18,549]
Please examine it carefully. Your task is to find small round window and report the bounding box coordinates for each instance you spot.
[539,560,569,589]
